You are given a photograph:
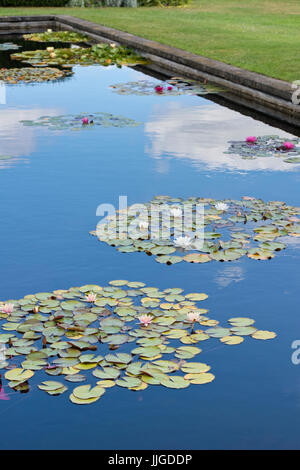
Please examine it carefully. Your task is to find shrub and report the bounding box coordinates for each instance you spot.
[138,0,189,5]
[0,0,189,7]
[0,0,69,6]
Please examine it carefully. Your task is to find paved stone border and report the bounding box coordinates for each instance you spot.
[0,14,299,125]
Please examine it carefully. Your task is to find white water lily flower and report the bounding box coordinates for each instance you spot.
[215,202,229,212]
[169,207,182,218]
[187,312,200,322]
[174,235,193,249]
[0,344,6,362]
[138,220,149,230]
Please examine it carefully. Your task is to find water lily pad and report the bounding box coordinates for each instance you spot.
[181,362,211,374]
[175,346,201,359]
[65,374,86,383]
[186,373,215,384]
[230,326,257,336]
[116,377,142,388]
[205,327,231,338]
[220,335,244,345]
[228,317,255,327]
[251,330,277,340]
[5,368,34,382]
[183,254,212,263]
[72,384,105,400]
[161,376,190,389]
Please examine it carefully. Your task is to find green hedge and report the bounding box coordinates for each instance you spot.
[0,0,69,6]
[0,0,189,5]
[138,0,189,5]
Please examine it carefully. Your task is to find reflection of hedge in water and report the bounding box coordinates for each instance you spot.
[0,67,73,84]
[91,195,300,264]
[20,112,141,130]
[0,281,275,404]
[225,135,300,164]
[110,78,221,96]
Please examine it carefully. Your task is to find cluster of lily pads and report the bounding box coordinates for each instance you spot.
[90,195,300,264]
[0,42,21,51]
[225,135,300,163]
[23,31,90,44]
[11,43,147,68]
[110,78,221,96]
[0,281,276,404]
[0,155,12,161]
[20,112,141,131]
[0,67,73,84]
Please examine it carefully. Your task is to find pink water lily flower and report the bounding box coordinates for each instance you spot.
[138,314,153,327]
[82,117,89,125]
[283,141,294,150]
[0,386,9,401]
[1,303,14,315]
[85,293,96,304]
[187,312,200,323]
[155,85,164,94]
[246,136,257,143]
[167,86,173,91]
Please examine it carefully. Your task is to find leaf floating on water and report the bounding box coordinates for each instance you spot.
[116,377,142,388]
[160,375,190,389]
[5,368,34,382]
[186,373,215,384]
[181,362,211,374]
[228,317,255,327]
[251,330,277,340]
[206,328,231,338]
[96,380,116,388]
[230,326,257,336]
[38,381,67,395]
[70,385,105,405]
[175,346,202,359]
[185,293,208,301]
[183,254,212,263]
[65,374,86,383]
[220,335,244,345]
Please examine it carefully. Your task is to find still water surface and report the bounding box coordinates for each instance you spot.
[0,40,300,449]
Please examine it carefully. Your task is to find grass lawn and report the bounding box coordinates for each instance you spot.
[0,0,299,82]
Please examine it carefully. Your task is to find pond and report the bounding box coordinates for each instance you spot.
[0,36,300,450]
